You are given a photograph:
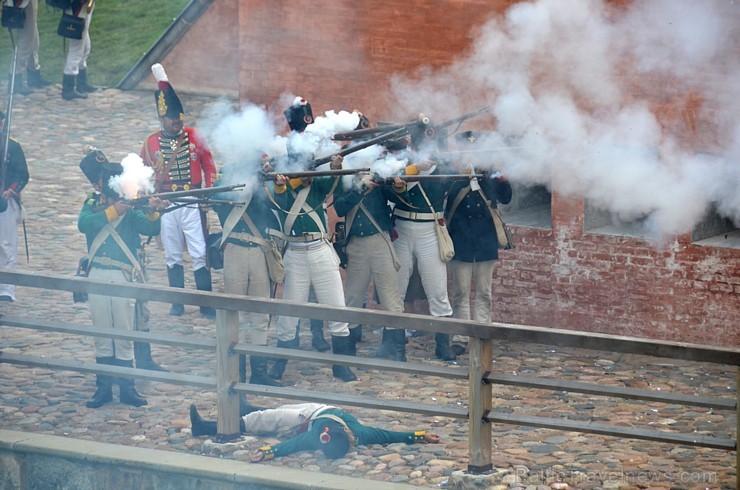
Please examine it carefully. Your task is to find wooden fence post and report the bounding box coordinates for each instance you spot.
[216,308,240,440]
[468,335,493,474]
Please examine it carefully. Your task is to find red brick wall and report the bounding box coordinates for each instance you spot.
[158,1,739,348]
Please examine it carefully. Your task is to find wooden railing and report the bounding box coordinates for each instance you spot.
[0,269,738,476]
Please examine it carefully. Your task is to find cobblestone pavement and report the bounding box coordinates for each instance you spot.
[0,85,737,489]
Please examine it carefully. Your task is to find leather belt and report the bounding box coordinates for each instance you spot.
[393,209,442,221]
[284,232,325,243]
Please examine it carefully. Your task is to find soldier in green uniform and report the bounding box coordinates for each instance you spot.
[269,154,357,382]
[189,402,440,461]
[78,150,166,408]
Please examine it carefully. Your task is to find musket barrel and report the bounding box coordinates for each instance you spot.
[262,168,371,180]
[375,173,485,183]
[313,127,407,166]
[125,183,246,204]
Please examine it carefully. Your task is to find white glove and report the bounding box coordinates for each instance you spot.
[151,63,168,82]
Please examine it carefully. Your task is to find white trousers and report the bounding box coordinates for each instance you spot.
[63,6,93,75]
[14,0,40,74]
[241,402,330,435]
[393,219,453,317]
[276,240,349,341]
[0,199,20,300]
[344,232,402,326]
[450,260,494,344]
[223,244,270,345]
[161,204,207,270]
[88,267,134,360]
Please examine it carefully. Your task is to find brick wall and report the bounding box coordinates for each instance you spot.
[159,1,739,348]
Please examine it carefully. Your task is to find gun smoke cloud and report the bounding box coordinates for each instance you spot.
[109,153,154,199]
[386,0,740,238]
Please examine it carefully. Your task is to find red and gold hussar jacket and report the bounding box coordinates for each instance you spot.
[140,127,217,193]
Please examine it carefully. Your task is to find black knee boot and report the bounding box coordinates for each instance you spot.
[115,359,147,407]
[134,342,167,371]
[387,328,407,362]
[191,404,246,436]
[269,334,299,381]
[250,356,281,387]
[76,69,99,93]
[26,67,51,88]
[331,335,357,382]
[194,267,216,319]
[373,327,393,359]
[310,319,330,352]
[349,325,363,344]
[61,74,86,100]
[167,264,185,316]
[85,357,114,408]
[434,333,457,361]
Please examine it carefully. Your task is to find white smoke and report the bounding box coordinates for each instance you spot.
[108,153,154,199]
[386,0,740,237]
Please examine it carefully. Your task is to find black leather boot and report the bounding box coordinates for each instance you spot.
[190,404,217,436]
[388,328,407,362]
[26,67,51,88]
[434,333,457,361]
[167,264,185,316]
[310,319,330,352]
[61,74,86,100]
[331,335,357,382]
[349,324,363,344]
[239,396,262,417]
[193,267,216,319]
[85,357,114,408]
[116,359,147,407]
[134,342,167,371]
[7,74,31,95]
[250,356,281,387]
[269,335,299,381]
[76,69,99,93]
[191,404,246,436]
[373,327,393,359]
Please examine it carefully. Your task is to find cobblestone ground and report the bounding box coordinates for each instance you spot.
[0,85,736,489]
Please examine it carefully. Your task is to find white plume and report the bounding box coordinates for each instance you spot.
[151,63,168,82]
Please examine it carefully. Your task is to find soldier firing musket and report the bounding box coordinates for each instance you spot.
[260,168,371,181]
[371,173,485,185]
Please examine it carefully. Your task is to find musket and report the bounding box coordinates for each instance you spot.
[373,173,485,184]
[123,183,247,206]
[332,107,490,142]
[311,127,407,167]
[332,115,431,141]
[261,168,371,181]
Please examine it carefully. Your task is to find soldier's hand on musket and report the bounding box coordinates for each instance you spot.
[329,154,344,170]
[275,174,289,186]
[147,197,170,211]
[392,176,406,190]
[424,433,441,443]
[1,189,14,200]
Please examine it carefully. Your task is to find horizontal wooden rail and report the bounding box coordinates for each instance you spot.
[2,270,738,365]
[0,353,216,388]
[234,343,467,380]
[233,383,469,419]
[0,315,216,350]
[487,373,736,410]
[485,411,736,451]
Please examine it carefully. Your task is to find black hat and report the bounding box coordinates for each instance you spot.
[455,131,480,145]
[152,64,185,120]
[317,419,352,459]
[80,149,124,198]
[284,96,314,132]
[355,111,370,130]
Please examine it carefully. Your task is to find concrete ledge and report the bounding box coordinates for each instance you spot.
[0,430,417,490]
